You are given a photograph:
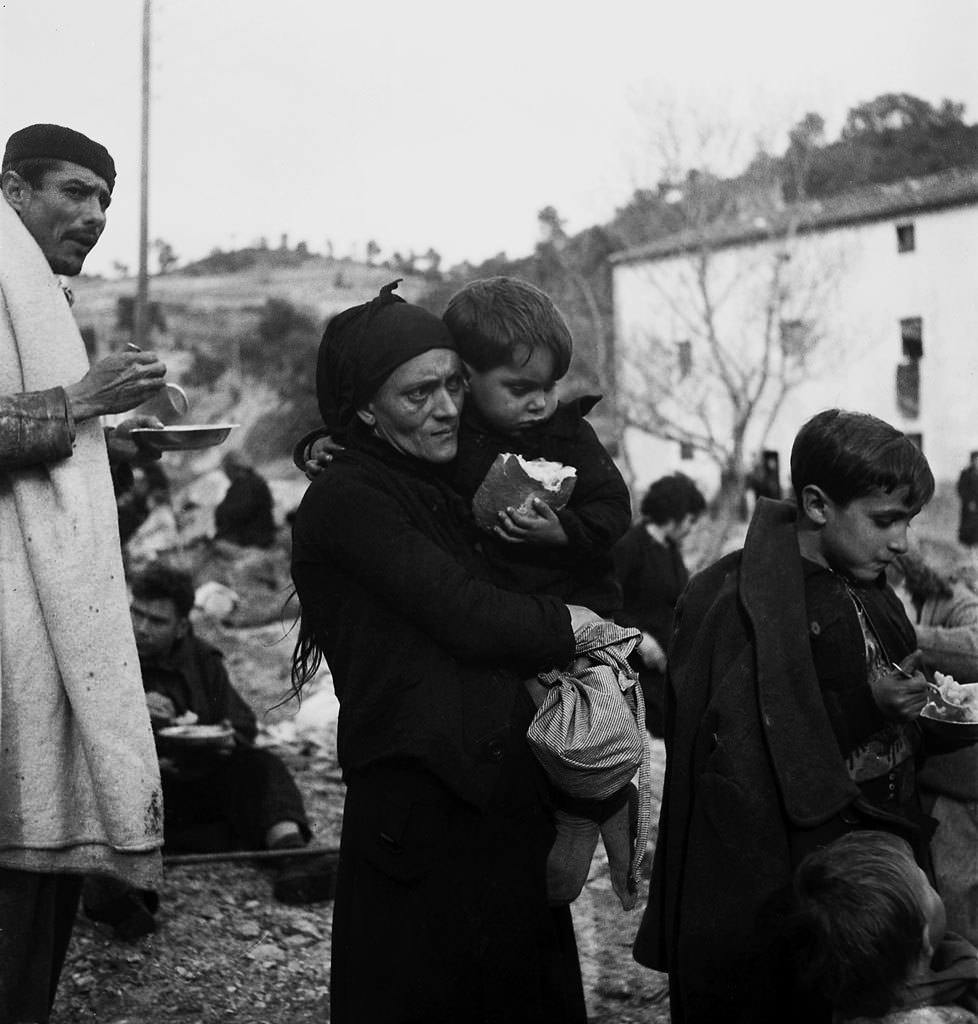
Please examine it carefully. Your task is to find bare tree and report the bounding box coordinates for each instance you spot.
[616,109,848,523]
[153,238,179,275]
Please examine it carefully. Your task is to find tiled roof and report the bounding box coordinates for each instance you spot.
[609,165,978,264]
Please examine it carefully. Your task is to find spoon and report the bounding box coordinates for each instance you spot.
[891,661,943,697]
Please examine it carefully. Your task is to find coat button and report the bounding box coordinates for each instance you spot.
[486,740,504,761]
[809,621,821,636]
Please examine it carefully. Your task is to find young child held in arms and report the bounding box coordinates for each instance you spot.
[442,276,631,618]
[443,276,639,909]
[793,831,978,1023]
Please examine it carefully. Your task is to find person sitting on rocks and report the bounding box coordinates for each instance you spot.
[83,561,333,940]
[213,449,276,549]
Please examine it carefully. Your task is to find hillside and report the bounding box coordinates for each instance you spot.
[71,256,433,484]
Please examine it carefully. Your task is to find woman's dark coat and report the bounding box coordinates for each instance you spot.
[291,431,584,1023]
[612,523,690,735]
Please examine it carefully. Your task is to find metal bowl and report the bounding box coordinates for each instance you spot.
[919,706,978,741]
[157,723,234,746]
[130,423,238,451]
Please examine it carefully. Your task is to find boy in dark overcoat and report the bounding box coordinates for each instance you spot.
[633,409,950,1023]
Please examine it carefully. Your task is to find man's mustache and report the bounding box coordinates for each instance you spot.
[64,230,100,247]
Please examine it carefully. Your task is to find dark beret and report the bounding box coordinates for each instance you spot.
[316,280,456,435]
[3,123,116,193]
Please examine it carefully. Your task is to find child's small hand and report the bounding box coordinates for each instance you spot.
[304,435,345,480]
[870,649,929,721]
[493,498,569,546]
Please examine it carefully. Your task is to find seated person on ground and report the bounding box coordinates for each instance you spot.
[792,831,978,1023]
[83,562,332,939]
[214,450,276,549]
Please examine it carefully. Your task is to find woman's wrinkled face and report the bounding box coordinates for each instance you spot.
[359,348,464,463]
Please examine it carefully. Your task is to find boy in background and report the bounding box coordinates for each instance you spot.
[792,830,978,1023]
[633,408,938,1023]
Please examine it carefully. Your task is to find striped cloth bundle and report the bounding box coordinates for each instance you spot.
[528,621,652,884]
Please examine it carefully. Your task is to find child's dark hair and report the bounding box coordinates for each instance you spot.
[130,561,196,619]
[640,473,707,526]
[442,276,572,379]
[791,831,928,1018]
[790,409,934,511]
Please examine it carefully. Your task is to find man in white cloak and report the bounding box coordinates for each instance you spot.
[0,122,168,1022]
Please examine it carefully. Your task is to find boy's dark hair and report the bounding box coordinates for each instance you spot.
[792,831,928,1017]
[130,561,196,619]
[640,473,707,526]
[442,276,572,379]
[790,409,935,511]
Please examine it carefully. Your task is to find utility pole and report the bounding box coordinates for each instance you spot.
[133,0,151,347]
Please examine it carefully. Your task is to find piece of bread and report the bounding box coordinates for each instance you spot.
[472,453,577,531]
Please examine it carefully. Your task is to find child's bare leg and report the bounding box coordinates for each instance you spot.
[599,783,639,911]
[547,806,600,905]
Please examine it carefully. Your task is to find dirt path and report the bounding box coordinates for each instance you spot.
[51,617,670,1023]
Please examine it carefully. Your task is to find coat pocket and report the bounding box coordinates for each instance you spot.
[347,773,471,884]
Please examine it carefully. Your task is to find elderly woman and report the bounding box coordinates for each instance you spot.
[290,282,589,1024]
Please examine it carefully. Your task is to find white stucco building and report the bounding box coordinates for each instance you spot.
[611,167,978,496]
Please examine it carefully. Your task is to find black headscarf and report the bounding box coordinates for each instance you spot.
[316,279,456,435]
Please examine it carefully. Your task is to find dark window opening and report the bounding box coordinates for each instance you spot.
[677,340,692,377]
[900,317,923,361]
[896,223,915,253]
[780,319,811,356]
[679,442,694,461]
[896,361,920,419]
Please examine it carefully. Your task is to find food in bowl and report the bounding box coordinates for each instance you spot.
[472,453,577,531]
[922,671,978,724]
[157,722,234,746]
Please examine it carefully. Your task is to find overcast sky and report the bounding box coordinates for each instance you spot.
[3,0,976,277]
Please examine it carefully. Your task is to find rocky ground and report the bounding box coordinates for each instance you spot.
[50,614,671,1024]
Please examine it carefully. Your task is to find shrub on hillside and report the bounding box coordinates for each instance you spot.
[238,298,321,384]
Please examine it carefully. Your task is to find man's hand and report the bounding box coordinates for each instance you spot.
[304,435,345,480]
[494,498,568,546]
[869,649,929,721]
[106,415,164,464]
[65,351,167,421]
[146,691,176,725]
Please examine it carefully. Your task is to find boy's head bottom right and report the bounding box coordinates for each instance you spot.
[790,409,936,582]
[443,276,573,436]
[792,831,946,1020]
